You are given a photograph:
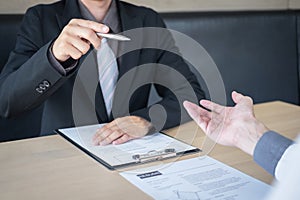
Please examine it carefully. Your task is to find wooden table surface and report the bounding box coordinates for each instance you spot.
[0,101,299,200]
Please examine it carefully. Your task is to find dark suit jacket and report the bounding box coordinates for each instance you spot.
[0,0,204,135]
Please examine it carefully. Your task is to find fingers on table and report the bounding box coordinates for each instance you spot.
[93,121,129,146]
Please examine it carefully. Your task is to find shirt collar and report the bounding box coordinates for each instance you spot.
[78,0,120,33]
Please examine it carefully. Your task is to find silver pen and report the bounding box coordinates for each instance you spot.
[96,32,131,41]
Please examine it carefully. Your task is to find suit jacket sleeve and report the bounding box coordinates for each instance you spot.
[0,7,69,118]
[130,9,205,131]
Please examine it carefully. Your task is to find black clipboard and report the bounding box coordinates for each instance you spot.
[56,125,201,170]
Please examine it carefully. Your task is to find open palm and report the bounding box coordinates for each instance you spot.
[184,91,268,155]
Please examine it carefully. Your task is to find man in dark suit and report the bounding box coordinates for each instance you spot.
[0,0,204,145]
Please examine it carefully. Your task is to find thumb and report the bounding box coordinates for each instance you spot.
[232,91,244,104]
[232,91,254,110]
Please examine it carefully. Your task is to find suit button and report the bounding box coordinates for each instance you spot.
[36,80,50,94]
[36,87,43,94]
[43,80,50,87]
[39,84,46,90]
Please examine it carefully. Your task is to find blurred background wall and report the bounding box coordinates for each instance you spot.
[0,0,299,14]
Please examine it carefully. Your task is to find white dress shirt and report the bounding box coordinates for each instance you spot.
[266,135,300,200]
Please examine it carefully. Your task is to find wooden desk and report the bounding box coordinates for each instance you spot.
[0,101,299,200]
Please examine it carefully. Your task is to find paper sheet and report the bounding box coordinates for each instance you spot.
[120,156,271,200]
[58,124,198,167]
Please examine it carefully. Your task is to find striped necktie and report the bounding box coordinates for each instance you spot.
[97,38,119,117]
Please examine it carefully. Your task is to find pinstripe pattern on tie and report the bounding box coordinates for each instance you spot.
[97,38,119,116]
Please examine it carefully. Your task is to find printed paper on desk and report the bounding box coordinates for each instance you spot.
[120,156,271,200]
[57,124,200,170]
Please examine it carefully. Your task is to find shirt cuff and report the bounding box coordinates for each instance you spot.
[47,43,78,76]
[275,143,298,181]
[253,131,293,176]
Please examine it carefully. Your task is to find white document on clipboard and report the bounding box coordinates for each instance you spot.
[56,124,200,170]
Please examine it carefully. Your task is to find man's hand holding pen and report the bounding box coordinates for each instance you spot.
[52,19,110,62]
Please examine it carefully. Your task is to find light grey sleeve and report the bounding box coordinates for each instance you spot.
[253,131,293,176]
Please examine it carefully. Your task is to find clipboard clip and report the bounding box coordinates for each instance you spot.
[132,148,177,163]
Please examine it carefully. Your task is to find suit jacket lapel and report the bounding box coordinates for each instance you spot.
[55,0,109,122]
[56,0,82,30]
[54,0,146,122]
[78,51,109,123]
[111,1,146,118]
[117,1,143,78]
